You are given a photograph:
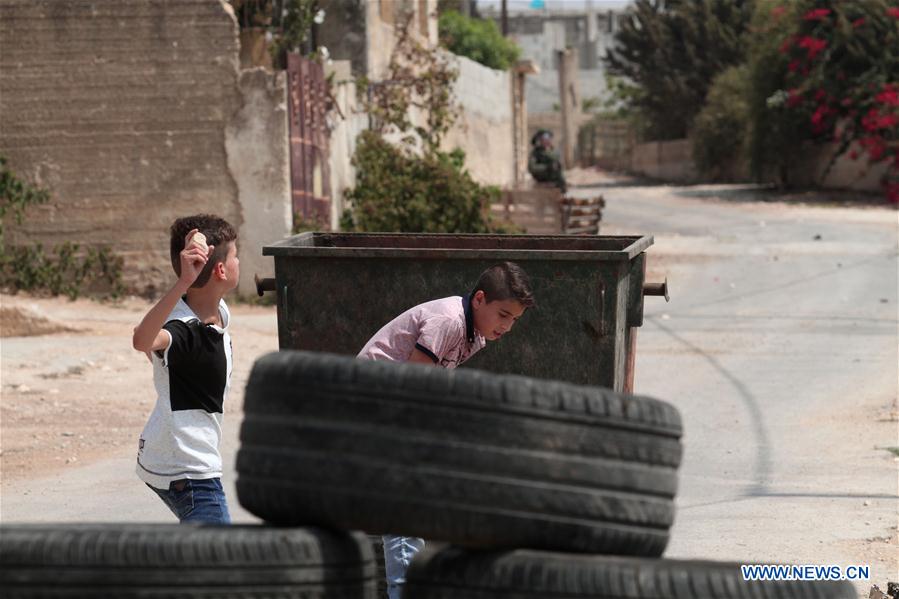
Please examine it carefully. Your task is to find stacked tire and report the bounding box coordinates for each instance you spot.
[236,350,855,598]
[0,523,377,598]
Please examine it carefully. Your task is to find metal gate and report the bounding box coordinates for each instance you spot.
[287,53,331,226]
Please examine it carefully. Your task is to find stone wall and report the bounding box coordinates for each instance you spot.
[631,139,699,183]
[0,0,292,297]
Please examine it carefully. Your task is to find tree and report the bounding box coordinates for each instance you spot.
[745,0,812,186]
[438,11,521,71]
[603,0,753,140]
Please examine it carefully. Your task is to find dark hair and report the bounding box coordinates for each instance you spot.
[472,262,535,308]
[170,214,237,288]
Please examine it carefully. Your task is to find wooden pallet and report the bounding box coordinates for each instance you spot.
[561,195,604,235]
[492,187,604,235]
[492,186,563,234]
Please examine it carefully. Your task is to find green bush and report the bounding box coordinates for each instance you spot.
[692,65,751,181]
[342,131,512,234]
[2,243,125,300]
[0,156,124,299]
[438,11,520,71]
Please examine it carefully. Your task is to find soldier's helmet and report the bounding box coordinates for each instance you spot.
[531,129,553,146]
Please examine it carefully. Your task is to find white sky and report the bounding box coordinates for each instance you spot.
[477,0,634,11]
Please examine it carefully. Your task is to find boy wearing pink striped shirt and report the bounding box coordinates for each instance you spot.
[357,261,535,599]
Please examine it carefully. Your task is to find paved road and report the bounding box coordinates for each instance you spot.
[573,179,898,593]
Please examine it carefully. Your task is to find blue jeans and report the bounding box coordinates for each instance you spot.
[148,478,231,524]
[382,535,425,599]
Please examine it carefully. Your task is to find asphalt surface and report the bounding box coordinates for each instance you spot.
[575,178,899,593]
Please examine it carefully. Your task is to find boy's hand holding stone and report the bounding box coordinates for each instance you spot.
[178,228,215,288]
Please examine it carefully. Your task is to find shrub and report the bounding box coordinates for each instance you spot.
[692,65,752,181]
[0,156,124,299]
[342,131,509,234]
[438,11,520,71]
[746,0,812,186]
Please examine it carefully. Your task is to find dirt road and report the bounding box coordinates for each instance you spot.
[0,295,279,522]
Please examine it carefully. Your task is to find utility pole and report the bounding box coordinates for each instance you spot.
[501,0,508,35]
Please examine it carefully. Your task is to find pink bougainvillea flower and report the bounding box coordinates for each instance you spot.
[811,105,831,132]
[787,88,803,107]
[788,60,800,72]
[862,108,881,132]
[849,150,859,160]
[862,108,899,132]
[860,136,886,161]
[814,89,827,102]
[852,17,866,27]
[888,7,899,18]
[876,85,899,106]
[803,8,831,20]
[798,36,827,60]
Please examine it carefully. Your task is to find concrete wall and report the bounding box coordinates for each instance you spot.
[0,0,243,296]
[630,139,698,183]
[792,143,890,192]
[0,0,292,297]
[326,61,369,230]
[443,55,516,188]
[225,69,291,294]
[629,138,888,192]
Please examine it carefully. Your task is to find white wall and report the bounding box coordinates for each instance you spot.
[443,54,516,188]
[326,61,369,230]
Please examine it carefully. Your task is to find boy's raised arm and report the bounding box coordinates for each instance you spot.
[132,229,213,353]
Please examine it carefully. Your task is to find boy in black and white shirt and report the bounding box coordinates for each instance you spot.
[132,214,239,524]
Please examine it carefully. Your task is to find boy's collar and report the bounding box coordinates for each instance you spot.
[463,293,475,343]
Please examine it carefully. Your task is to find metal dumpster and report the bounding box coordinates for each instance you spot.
[259,232,666,392]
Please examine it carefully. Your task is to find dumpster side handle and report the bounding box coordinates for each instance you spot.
[255,274,276,297]
[643,279,669,302]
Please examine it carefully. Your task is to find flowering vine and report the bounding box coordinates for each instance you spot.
[776,0,899,202]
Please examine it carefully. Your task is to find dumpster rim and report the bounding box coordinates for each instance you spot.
[262,233,654,261]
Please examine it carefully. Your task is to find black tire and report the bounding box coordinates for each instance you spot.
[369,535,389,599]
[0,523,376,598]
[404,547,857,599]
[237,351,683,557]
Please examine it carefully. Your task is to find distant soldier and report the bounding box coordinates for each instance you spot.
[528,129,567,193]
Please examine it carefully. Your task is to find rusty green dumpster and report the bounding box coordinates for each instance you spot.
[259,232,664,392]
